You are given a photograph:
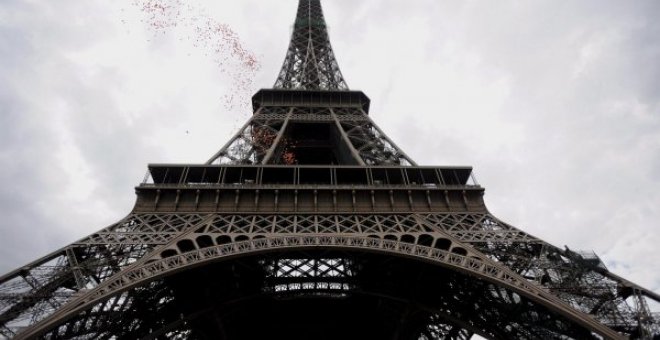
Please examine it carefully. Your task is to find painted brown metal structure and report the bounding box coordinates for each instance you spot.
[1,1,659,339]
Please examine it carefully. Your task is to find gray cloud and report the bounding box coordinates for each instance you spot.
[324,0,660,291]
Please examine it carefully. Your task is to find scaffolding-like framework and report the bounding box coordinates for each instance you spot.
[1,1,658,339]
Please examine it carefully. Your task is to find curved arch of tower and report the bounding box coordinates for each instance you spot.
[1,1,659,339]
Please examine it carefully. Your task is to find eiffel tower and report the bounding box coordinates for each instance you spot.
[1,1,659,339]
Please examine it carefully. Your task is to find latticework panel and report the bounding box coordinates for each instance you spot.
[34,252,610,340]
[0,245,151,338]
[3,209,659,339]
[206,106,414,166]
[206,108,289,165]
[340,115,415,165]
[473,241,660,338]
[273,0,348,90]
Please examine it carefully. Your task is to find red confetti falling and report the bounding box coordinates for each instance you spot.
[131,0,261,112]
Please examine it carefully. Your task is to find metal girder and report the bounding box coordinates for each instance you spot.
[274,0,348,90]
[2,0,659,339]
[340,114,417,166]
[206,107,288,165]
[205,104,416,166]
[0,207,657,338]
[10,225,624,339]
[4,211,654,337]
[3,208,658,338]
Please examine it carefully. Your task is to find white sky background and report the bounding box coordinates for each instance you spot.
[0,0,659,300]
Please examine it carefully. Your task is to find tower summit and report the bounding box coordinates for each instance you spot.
[273,0,348,90]
[205,0,414,167]
[1,1,658,339]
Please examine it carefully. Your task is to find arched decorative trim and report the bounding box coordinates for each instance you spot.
[17,235,624,340]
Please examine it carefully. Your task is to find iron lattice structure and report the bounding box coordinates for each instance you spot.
[1,1,659,339]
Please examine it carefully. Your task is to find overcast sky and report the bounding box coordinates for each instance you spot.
[1,0,659,300]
